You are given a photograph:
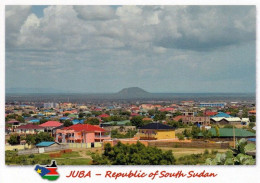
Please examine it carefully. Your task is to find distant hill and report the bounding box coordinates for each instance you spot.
[115,87,151,98]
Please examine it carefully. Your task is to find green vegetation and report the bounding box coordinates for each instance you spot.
[176,149,218,165]
[8,134,20,145]
[8,132,54,146]
[205,138,256,165]
[130,116,144,127]
[92,142,176,165]
[63,119,73,127]
[84,117,100,125]
[111,129,137,138]
[5,150,91,165]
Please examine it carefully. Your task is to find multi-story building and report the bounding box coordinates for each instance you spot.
[182,116,210,126]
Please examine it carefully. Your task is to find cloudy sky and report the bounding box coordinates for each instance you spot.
[6,5,256,93]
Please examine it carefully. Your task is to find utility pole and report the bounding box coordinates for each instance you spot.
[233,125,236,148]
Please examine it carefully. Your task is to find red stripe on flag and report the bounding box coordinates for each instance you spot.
[45,167,58,175]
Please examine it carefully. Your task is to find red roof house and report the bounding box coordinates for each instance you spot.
[98,114,110,118]
[15,124,44,134]
[39,121,63,128]
[56,124,110,143]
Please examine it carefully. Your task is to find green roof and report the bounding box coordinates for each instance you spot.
[198,128,255,137]
[101,120,130,126]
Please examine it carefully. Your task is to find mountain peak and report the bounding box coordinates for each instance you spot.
[116,87,150,98]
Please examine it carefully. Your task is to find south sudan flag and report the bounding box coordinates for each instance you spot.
[35,160,59,181]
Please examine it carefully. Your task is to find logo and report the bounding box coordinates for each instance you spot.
[35,160,60,181]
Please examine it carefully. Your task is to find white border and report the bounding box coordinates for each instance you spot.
[0,1,259,183]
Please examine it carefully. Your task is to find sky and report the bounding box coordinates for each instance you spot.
[5,5,256,93]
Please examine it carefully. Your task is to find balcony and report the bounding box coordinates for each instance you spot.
[94,135,111,140]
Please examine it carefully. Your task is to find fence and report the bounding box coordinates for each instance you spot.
[18,144,69,155]
[148,141,230,149]
[65,142,102,148]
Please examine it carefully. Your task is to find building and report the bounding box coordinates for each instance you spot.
[198,128,255,140]
[39,121,63,133]
[15,124,44,134]
[138,122,176,140]
[182,116,210,126]
[248,110,256,116]
[199,102,226,108]
[181,101,194,106]
[36,141,60,148]
[55,124,110,144]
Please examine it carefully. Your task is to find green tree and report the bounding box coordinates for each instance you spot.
[35,132,54,144]
[85,118,100,125]
[92,141,176,165]
[130,116,144,127]
[64,120,73,127]
[8,134,20,145]
[25,134,36,146]
[191,126,201,139]
[249,116,256,122]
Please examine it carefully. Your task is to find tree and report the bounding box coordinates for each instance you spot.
[154,112,166,121]
[25,134,36,146]
[249,116,256,122]
[92,141,176,165]
[39,118,48,124]
[85,118,100,125]
[191,126,201,139]
[249,122,255,129]
[8,134,20,145]
[64,120,73,127]
[78,113,85,118]
[130,116,143,127]
[35,132,54,144]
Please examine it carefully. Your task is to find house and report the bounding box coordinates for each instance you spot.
[15,124,44,134]
[138,122,176,140]
[182,116,210,126]
[39,121,63,133]
[211,117,241,125]
[248,110,256,116]
[36,141,60,148]
[55,124,110,144]
[7,120,21,131]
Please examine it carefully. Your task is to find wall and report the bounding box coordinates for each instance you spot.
[17,144,69,155]
[148,141,229,149]
[5,144,32,151]
[156,130,175,139]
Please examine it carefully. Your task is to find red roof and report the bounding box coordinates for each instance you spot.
[16,123,43,130]
[160,107,175,112]
[39,121,62,127]
[131,113,139,116]
[205,111,218,116]
[7,120,20,124]
[249,110,256,114]
[94,108,102,111]
[173,115,184,121]
[62,124,106,132]
[98,114,110,118]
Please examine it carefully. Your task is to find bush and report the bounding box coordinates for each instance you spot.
[92,142,176,165]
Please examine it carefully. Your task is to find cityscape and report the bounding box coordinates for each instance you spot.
[5,5,256,165]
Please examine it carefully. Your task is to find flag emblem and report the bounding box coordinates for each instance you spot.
[35,160,59,181]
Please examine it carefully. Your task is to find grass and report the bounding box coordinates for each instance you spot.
[5,149,92,165]
[159,147,228,159]
[56,158,91,165]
